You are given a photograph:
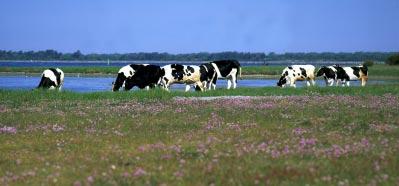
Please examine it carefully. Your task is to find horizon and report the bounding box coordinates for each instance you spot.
[0,0,398,53]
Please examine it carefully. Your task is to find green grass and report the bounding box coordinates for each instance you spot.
[1,86,398,185]
[1,84,398,105]
[1,64,399,79]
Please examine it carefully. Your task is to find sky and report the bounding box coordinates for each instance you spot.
[0,0,398,54]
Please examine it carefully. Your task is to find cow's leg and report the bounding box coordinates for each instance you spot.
[341,80,346,87]
[336,79,341,86]
[290,80,296,88]
[306,80,311,86]
[346,81,350,87]
[227,79,232,89]
[207,81,212,90]
[232,75,237,89]
[310,78,315,86]
[145,86,150,90]
[324,77,328,86]
[328,79,334,86]
[212,78,217,90]
[195,81,205,91]
[185,85,191,92]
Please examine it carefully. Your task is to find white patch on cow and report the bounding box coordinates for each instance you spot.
[342,67,359,81]
[211,63,222,78]
[118,65,135,78]
[42,69,58,85]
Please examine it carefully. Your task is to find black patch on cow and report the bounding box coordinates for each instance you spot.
[299,68,307,78]
[211,60,241,77]
[48,68,61,86]
[113,64,163,91]
[112,72,127,91]
[360,66,368,76]
[334,66,350,81]
[316,66,336,79]
[351,67,360,78]
[288,67,293,70]
[293,74,296,77]
[163,77,169,84]
[170,64,185,81]
[37,76,57,89]
[187,66,195,73]
[284,71,289,76]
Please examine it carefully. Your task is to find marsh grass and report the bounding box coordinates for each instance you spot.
[1,85,399,185]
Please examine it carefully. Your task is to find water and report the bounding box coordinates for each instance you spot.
[0,60,371,67]
[0,75,385,92]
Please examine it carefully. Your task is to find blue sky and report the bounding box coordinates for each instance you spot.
[0,0,398,53]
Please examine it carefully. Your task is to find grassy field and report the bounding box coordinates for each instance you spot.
[1,64,399,79]
[1,85,399,185]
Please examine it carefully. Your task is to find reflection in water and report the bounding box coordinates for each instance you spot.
[0,75,386,92]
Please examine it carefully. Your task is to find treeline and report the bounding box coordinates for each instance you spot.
[0,50,396,61]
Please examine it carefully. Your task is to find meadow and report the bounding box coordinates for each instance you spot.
[1,84,399,185]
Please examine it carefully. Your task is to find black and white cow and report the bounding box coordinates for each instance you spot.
[317,65,368,86]
[158,64,205,92]
[208,60,241,89]
[316,66,337,86]
[112,64,164,91]
[37,68,64,90]
[277,65,316,88]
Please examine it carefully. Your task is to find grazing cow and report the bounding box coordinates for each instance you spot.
[158,64,205,92]
[316,65,368,86]
[277,65,316,88]
[335,65,368,86]
[208,60,241,89]
[316,66,337,86]
[112,64,164,91]
[37,68,64,90]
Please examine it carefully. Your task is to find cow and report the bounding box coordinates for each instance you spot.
[37,68,64,90]
[316,66,337,86]
[158,64,205,92]
[112,64,164,91]
[207,60,241,89]
[277,65,316,88]
[334,65,368,86]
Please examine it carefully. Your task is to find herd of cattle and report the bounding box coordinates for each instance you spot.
[36,60,369,91]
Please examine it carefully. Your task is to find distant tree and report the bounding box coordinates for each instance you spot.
[72,50,83,60]
[363,60,374,67]
[385,54,399,65]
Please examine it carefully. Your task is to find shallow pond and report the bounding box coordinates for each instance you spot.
[0,75,386,92]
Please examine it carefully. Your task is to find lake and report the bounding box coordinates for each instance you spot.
[0,75,385,92]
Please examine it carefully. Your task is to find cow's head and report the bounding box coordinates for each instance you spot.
[112,73,126,91]
[276,76,287,87]
[277,70,289,87]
